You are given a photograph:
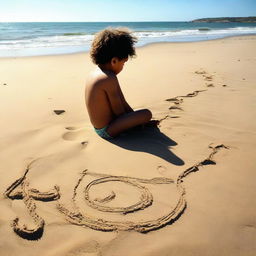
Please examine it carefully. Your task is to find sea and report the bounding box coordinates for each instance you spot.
[0,22,256,57]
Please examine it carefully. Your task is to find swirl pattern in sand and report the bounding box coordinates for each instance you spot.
[57,171,179,233]
[4,144,228,240]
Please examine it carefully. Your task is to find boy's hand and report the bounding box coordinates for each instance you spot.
[144,119,160,127]
[130,120,159,132]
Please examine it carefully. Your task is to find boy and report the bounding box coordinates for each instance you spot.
[85,28,157,139]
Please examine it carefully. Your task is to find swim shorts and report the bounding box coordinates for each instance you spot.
[94,126,113,140]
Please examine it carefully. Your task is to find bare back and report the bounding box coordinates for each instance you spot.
[85,68,116,129]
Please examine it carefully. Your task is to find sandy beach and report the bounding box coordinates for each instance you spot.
[0,35,256,256]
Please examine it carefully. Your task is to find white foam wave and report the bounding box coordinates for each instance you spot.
[0,27,256,52]
[0,34,94,50]
[134,27,256,38]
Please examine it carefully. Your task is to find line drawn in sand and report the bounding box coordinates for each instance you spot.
[4,160,60,240]
[158,89,207,124]
[4,144,228,240]
[159,69,218,125]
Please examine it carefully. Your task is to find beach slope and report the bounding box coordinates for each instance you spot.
[0,36,256,256]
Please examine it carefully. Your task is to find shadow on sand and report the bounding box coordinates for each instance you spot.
[109,126,184,166]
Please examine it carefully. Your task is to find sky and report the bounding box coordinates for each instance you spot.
[0,0,255,22]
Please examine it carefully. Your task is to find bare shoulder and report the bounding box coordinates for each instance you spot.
[87,69,118,90]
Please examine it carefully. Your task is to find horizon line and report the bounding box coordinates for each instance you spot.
[0,20,188,23]
[1,16,255,23]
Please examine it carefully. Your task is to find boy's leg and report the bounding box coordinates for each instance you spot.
[107,109,152,137]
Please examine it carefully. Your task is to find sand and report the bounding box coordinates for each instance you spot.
[0,35,256,256]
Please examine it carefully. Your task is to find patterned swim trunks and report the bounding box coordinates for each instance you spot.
[94,126,113,139]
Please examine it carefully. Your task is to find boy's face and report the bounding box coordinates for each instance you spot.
[112,57,128,74]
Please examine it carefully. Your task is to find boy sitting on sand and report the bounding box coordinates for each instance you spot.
[85,28,157,139]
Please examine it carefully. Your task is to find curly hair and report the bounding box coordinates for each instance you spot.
[90,28,138,65]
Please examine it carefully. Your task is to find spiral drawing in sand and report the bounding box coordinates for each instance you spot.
[57,144,228,233]
[57,172,176,233]
[4,144,228,240]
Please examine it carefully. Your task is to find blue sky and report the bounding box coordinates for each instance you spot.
[0,0,255,22]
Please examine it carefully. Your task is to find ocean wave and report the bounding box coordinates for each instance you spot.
[133,27,256,38]
[0,34,94,50]
[0,26,256,53]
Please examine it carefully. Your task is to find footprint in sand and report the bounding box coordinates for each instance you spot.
[203,75,213,81]
[157,165,167,175]
[169,106,183,111]
[194,70,207,75]
[194,69,215,84]
[62,127,89,146]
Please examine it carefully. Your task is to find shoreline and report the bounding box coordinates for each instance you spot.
[0,34,256,60]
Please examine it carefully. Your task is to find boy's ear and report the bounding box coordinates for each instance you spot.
[111,57,118,65]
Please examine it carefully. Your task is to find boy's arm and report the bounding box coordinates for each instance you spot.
[116,81,134,113]
[104,76,126,116]
[124,102,134,113]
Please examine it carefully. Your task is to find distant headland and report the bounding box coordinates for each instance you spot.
[191,17,256,23]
